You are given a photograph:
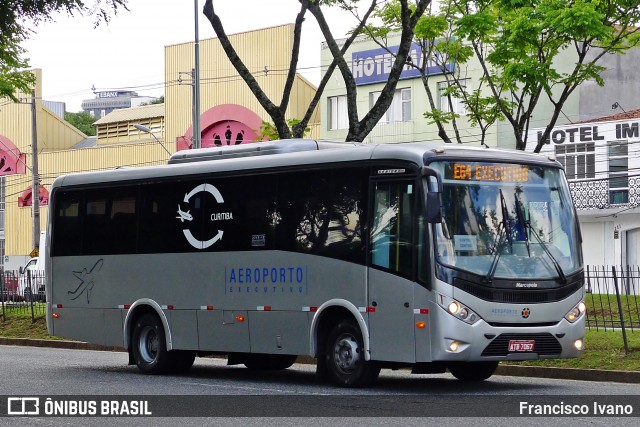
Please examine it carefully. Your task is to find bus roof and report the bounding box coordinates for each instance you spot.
[51,139,559,188]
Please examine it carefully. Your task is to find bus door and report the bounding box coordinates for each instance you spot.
[367,179,417,363]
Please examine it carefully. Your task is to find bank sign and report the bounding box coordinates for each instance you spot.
[352,43,453,86]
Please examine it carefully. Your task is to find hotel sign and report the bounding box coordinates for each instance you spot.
[352,43,453,86]
[533,121,640,145]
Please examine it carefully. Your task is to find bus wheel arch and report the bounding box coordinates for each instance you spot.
[124,300,173,356]
[311,301,379,387]
[311,300,370,360]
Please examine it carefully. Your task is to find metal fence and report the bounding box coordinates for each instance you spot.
[0,269,46,322]
[584,265,640,353]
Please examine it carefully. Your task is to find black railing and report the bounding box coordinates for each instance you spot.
[584,265,640,354]
[0,269,46,322]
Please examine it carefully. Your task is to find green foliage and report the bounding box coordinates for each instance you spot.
[140,96,164,106]
[367,0,640,150]
[0,31,34,101]
[255,119,311,141]
[64,111,97,136]
[0,1,128,101]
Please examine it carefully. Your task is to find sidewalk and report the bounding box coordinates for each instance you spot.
[2,336,639,384]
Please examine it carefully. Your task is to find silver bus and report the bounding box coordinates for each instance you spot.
[46,140,585,387]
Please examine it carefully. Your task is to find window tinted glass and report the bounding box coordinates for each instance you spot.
[52,191,81,256]
[52,166,368,264]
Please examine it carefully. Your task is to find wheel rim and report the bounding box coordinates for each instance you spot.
[138,325,159,363]
[332,334,360,374]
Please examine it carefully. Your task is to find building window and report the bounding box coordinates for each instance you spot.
[369,88,412,123]
[328,95,348,130]
[554,142,595,180]
[608,140,629,205]
[438,79,468,115]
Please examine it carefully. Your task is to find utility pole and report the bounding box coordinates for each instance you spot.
[30,89,41,252]
[193,0,202,149]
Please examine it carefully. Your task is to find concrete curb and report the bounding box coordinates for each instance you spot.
[2,337,638,384]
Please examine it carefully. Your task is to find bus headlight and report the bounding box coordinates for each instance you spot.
[437,294,480,325]
[564,300,586,323]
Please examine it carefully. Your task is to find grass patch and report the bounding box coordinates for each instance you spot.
[585,293,640,329]
[0,307,63,340]
[0,317,58,340]
[506,329,640,371]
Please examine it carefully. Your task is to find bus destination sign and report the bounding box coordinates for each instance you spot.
[449,163,529,183]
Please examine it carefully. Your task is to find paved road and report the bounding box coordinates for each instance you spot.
[0,345,638,426]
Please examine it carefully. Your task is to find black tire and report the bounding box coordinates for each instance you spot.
[448,361,499,381]
[244,354,297,371]
[324,319,380,387]
[172,350,196,374]
[131,313,174,374]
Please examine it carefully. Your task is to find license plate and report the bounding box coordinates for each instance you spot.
[508,340,535,352]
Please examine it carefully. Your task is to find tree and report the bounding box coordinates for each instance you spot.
[64,111,97,136]
[363,0,640,151]
[451,0,640,152]
[0,1,128,101]
[203,0,431,142]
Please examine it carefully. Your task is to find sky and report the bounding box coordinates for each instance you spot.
[22,0,357,112]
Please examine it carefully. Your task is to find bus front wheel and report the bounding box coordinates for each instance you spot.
[131,313,173,374]
[448,361,498,381]
[324,319,380,387]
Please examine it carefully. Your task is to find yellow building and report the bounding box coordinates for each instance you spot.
[0,25,318,270]
[165,24,319,149]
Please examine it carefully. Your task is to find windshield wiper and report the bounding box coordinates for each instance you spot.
[499,189,513,253]
[484,221,506,284]
[514,192,567,284]
[484,189,513,284]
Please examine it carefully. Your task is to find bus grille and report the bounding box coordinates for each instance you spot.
[481,333,562,357]
[455,279,583,304]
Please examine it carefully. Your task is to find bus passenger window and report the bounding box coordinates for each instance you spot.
[370,182,413,276]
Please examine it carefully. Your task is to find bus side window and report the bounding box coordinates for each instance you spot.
[52,192,82,257]
[83,198,109,255]
[370,181,413,276]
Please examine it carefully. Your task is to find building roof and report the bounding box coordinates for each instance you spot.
[577,107,640,123]
[71,136,97,149]
[94,103,165,125]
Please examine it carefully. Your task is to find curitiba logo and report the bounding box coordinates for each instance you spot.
[176,183,233,249]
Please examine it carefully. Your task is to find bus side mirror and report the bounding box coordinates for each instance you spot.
[422,167,443,224]
[19,267,24,275]
[425,192,442,223]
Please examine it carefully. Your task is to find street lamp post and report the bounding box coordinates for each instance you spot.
[134,124,172,156]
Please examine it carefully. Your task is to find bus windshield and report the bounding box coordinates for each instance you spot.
[430,161,581,281]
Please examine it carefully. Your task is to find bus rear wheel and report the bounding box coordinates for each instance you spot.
[448,361,498,381]
[324,319,380,387]
[132,313,174,374]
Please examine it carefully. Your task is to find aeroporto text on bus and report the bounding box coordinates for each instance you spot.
[45,139,585,387]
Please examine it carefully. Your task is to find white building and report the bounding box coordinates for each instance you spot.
[527,110,640,266]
